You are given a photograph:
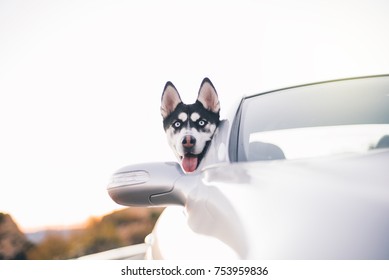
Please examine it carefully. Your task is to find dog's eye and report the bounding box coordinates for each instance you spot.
[173,121,181,128]
[198,120,207,127]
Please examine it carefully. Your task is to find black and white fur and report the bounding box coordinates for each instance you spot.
[161,78,220,173]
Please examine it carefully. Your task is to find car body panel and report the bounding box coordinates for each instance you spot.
[147,149,389,259]
[77,243,148,260]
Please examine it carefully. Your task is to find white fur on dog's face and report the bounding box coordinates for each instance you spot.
[161,78,220,172]
[165,112,218,159]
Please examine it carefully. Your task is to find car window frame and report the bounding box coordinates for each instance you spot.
[229,74,389,163]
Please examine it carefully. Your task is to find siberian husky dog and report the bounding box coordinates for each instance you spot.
[161,78,220,173]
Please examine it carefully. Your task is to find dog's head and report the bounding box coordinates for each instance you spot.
[161,78,220,173]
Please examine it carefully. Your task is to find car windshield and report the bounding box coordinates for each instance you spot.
[237,75,389,162]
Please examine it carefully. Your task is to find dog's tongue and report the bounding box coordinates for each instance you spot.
[182,155,198,173]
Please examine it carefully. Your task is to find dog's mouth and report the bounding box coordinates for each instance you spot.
[181,153,199,173]
[179,141,211,173]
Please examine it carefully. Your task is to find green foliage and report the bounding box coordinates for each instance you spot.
[26,208,163,259]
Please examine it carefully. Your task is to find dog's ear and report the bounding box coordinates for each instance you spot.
[161,81,182,118]
[197,78,220,113]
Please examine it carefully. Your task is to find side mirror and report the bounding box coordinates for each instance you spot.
[107,162,186,207]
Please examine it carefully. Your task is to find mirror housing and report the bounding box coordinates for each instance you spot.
[107,162,186,207]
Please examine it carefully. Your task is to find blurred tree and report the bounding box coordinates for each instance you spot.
[26,208,163,259]
[27,234,71,260]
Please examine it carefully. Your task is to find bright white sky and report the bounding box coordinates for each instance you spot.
[1,0,389,232]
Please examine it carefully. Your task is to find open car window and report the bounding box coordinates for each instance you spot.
[237,76,389,162]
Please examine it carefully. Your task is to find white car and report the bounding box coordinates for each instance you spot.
[107,75,389,260]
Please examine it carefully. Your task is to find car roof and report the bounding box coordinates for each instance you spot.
[243,74,389,100]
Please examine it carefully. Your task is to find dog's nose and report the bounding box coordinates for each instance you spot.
[182,135,196,148]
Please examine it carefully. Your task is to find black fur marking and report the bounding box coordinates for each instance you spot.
[163,102,186,131]
[162,100,220,131]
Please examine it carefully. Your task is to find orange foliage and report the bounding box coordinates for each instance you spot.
[27,208,163,259]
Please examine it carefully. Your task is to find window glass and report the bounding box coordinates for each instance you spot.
[238,76,389,161]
